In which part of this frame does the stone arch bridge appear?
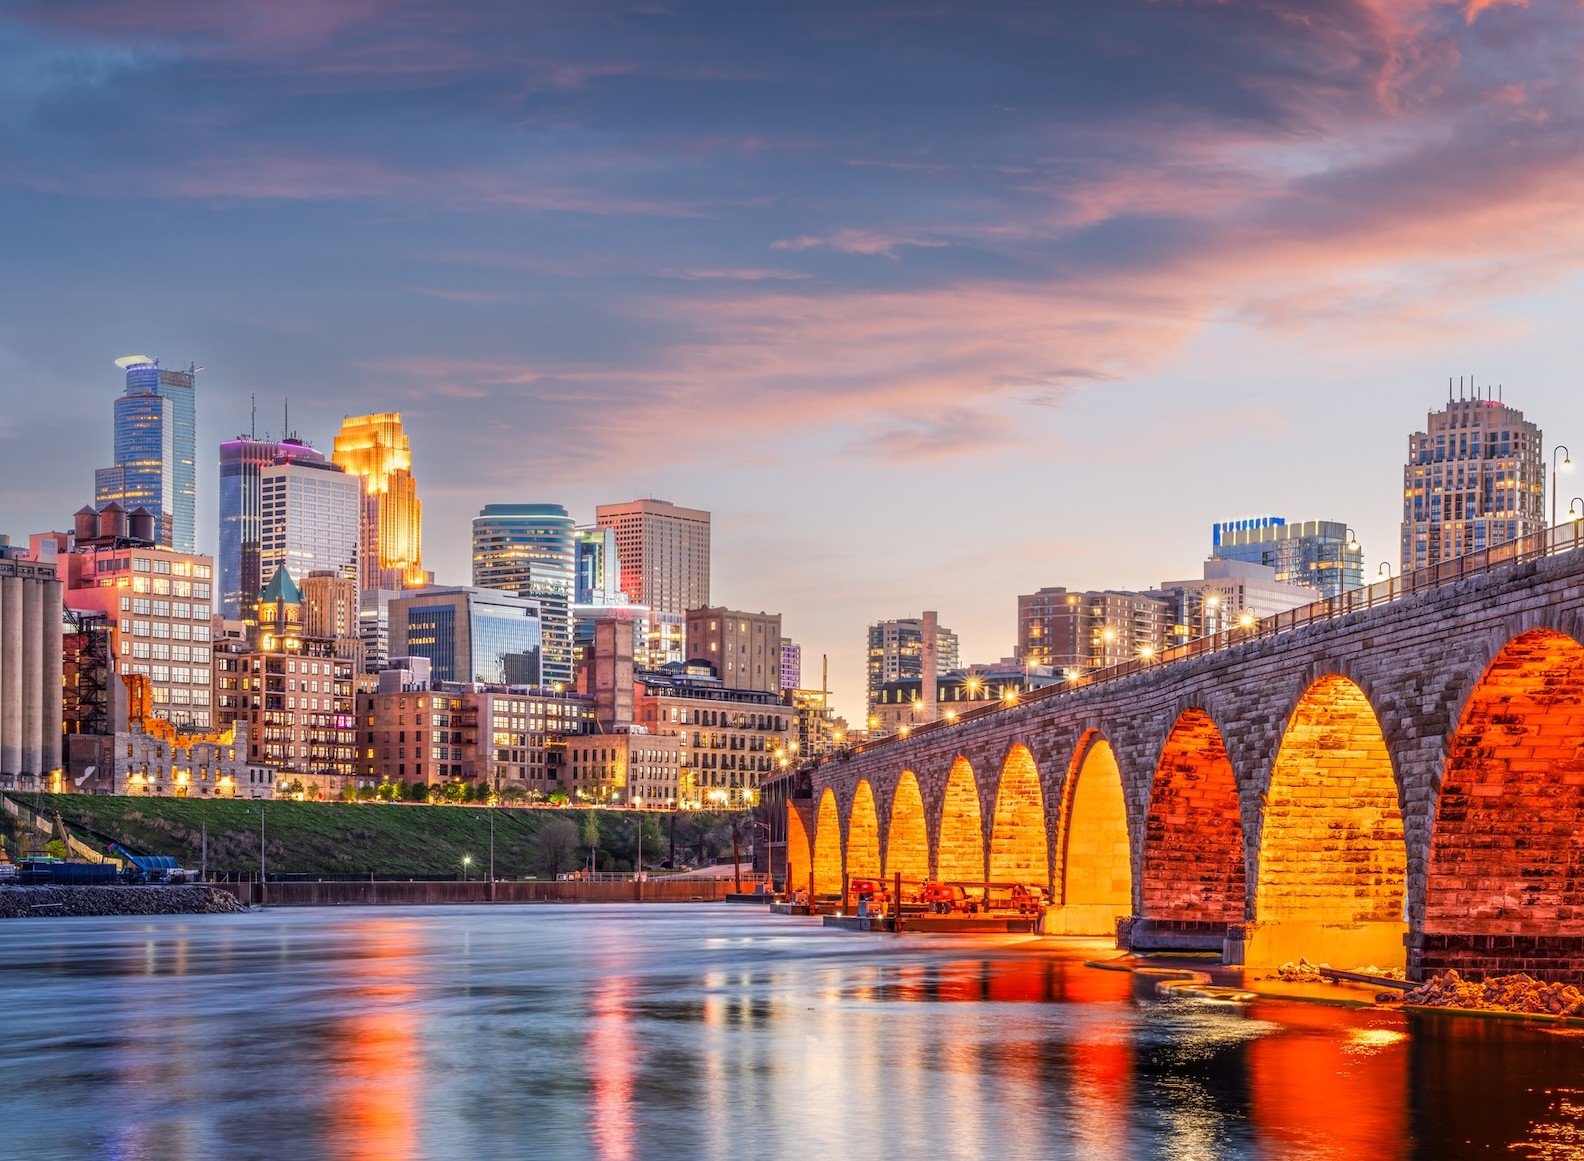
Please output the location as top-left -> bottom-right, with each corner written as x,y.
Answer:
786,537 -> 1584,982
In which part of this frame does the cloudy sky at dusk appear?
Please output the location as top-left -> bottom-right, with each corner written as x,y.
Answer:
3,0 -> 1583,718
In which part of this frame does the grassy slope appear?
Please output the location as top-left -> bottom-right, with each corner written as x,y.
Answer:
9,794 -> 671,879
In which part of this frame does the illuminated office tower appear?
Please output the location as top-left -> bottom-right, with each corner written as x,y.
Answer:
1401,386 -> 1544,573
94,356 -> 198,552
218,435 -> 326,619
472,504 -> 576,687
331,413 -> 430,593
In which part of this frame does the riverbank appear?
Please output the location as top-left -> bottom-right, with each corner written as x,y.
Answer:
0,884 -> 248,918
213,878 -> 751,906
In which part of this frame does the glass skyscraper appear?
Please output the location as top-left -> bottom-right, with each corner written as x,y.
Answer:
218,435 -> 326,620
472,504 -> 576,687
389,588 -> 544,687
95,356 -> 197,552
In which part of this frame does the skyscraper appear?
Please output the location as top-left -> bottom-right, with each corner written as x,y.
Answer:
866,617 -> 959,714
95,356 -> 197,552
594,499 -> 710,616
1211,517 -> 1363,599
218,435 -> 326,620
1401,387 -> 1544,573
331,413 -> 430,593
388,587 -> 545,687
472,504 -> 576,687
574,525 -> 624,606
259,458 -> 359,601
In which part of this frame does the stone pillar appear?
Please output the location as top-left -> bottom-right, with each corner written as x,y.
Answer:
21,576 -> 43,775
1,576 -> 21,773
43,579 -> 64,776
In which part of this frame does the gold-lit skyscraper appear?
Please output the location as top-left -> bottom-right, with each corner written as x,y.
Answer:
332,412 -> 430,592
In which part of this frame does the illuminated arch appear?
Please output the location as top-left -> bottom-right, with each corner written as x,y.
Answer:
1056,733 -> 1132,931
886,771 -> 930,884
1425,629 -> 1584,978
1142,709 -> 1245,924
936,757 -> 986,883
846,781 -> 882,880
785,800 -> 811,895
1253,675 -> 1405,969
989,744 -> 1050,888
811,787 -> 843,895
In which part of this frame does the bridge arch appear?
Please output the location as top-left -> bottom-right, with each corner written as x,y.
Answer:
811,787 -> 843,895
845,780 -> 882,881
786,800 -> 811,896
1052,730 -> 1132,934
1424,627 -> 1584,979
1142,708 -> 1246,927
886,770 -> 931,884
989,743 -> 1051,889
936,756 -> 986,884
1252,674 -> 1406,970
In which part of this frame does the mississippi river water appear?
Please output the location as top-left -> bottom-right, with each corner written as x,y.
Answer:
3,904 -> 1583,1160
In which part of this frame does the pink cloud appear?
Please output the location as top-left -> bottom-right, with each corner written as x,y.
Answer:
771,229 -> 950,258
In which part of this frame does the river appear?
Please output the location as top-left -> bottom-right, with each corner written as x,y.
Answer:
2,904 -> 1581,1159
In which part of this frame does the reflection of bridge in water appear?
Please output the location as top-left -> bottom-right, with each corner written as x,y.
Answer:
782,526 -> 1584,981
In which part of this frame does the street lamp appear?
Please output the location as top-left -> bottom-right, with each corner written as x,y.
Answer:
1570,498 -> 1584,522
1345,527 -> 1361,553
1554,445 -> 1573,528
461,854 -> 473,882
1237,611 -> 1257,631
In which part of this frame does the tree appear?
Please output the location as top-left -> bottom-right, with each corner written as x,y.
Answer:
403,781 -> 427,803
530,818 -> 580,877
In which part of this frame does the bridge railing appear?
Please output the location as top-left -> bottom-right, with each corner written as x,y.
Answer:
835,520 -> 1584,762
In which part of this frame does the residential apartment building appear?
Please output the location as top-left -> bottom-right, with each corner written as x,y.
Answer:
1153,560 -> 1320,643
633,671 -> 793,808
214,570 -> 357,799
1211,517 -> 1363,598
685,606 -> 783,692
1401,388 -> 1544,573
866,616 -> 960,713
359,677 -> 592,794
55,509 -> 216,728
1016,587 -> 1170,675
565,729 -> 682,806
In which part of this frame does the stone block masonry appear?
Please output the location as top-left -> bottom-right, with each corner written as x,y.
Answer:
794,548 -> 1584,982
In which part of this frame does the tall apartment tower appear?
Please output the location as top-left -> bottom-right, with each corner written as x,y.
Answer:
218,435 -> 326,619
1016,587 -> 1171,673
866,617 -> 960,714
332,413 -> 430,593
95,356 -> 198,553
1401,387 -> 1544,574
472,504 -> 577,687
594,499 -> 710,616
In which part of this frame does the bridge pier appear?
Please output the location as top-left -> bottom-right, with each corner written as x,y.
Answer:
1241,920 -> 1408,973
1039,904 -> 1123,937
1412,934 -> 1584,984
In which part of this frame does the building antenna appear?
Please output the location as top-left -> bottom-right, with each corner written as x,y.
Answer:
250,393 -> 257,440
284,398 -> 290,439
1448,376 -> 1454,403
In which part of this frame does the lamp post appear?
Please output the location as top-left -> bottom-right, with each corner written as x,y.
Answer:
461,854 -> 472,882
1379,562 -> 1394,578
1553,446 -> 1573,529
1571,498 -> 1584,522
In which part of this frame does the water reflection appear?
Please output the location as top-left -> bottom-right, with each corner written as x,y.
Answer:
0,908 -> 1582,1160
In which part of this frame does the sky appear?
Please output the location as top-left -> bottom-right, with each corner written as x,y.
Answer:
3,0 -> 1583,722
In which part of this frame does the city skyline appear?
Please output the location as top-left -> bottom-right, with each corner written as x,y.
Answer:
5,2 -> 1584,721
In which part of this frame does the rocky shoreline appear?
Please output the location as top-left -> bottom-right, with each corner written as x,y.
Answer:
0,885 -> 250,918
